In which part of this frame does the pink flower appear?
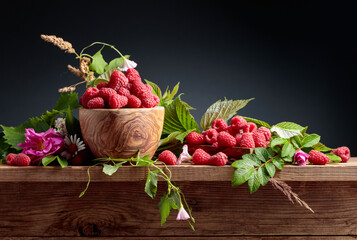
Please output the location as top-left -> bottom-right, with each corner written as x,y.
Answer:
176,206 -> 190,221
118,57 -> 137,72
18,128 -> 65,164
177,145 -> 192,165
294,150 -> 309,166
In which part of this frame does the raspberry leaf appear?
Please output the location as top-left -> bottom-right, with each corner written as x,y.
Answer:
242,116 -> 271,129
231,159 -> 256,169
272,156 -> 284,170
65,107 -> 81,137
265,162 -> 276,178
242,154 -> 261,166
301,134 -> 321,148
89,48 -> 108,75
257,167 -> 270,186
325,153 -> 342,163
158,193 -> 171,226
247,170 -> 260,193
200,98 -> 254,131
41,155 -> 57,166
145,170 -> 158,199
232,168 -> 255,186
145,79 -> 162,99
281,142 -> 295,158
55,92 -> 81,112
312,142 -> 333,152
271,122 -> 305,139
254,147 -> 269,162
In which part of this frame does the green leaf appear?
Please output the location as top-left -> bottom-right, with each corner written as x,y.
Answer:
291,135 -> 302,149
281,142 -> 295,158
102,163 -> 120,176
94,68 -> 117,85
254,147 -> 269,162
65,107 -> 81,137
247,170 -> 260,193
301,134 -> 321,148
232,168 -> 255,186
257,167 -> 270,186
272,156 -> 284,170
270,122 -> 305,139
282,156 -> 293,162
200,98 -> 254,131
168,191 -> 181,210
145,170 -> 158,199
267,148 -> 275,158
57,157 -> 68,168
55,92 -> 81,112
312,142 -> 333,152
231,159 -> 256,169
41,110 -> 60,126
271,137 -> 288,148
242,116 -> 271,129
1,125 -> 26,150
325,153 -> 342,163
241,154 -> 261,166
89,49 -> 108,75
104,55 -> 129,71
158,193 -> 171,226
145,79 -> 162,99
41,155 -> 57,166
265,162 -> 276,178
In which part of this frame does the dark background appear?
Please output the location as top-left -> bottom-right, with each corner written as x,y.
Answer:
1,1 -> 356,153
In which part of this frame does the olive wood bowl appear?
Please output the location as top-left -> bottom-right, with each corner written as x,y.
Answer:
79,107 -> 165,159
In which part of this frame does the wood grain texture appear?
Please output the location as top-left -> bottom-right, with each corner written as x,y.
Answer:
79,107 -> 164,159
0,158 -> 356,182
2,237 -> 357,240
0,181 -> 357,237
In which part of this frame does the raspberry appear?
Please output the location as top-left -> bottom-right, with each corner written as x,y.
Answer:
145,84 -> 153,93
331,146 -> 351,163
87,97 -> 105,109
96,82 -> 108,89
239,133 -> 255,148
211,119 -> 228,132
141,94 -> 159,108
235,133 -> 243,146
6,153 -> 17,165
158,150 -> 177,165
125,68 -> 141,83
253,131 -> 268,147
192,149 -> 211,165
212,142 -> 219,148
258,127 -> 272,142
227,126 -> 236,136
222,148 -> 242,158
153,95 -> 160,106
185,131 -> 205,145
81,87 -> 99,108
72,150 -> 90,166
126,95 -> 142,108
131,81 -> 147,96
231,116 -> 247,131
309,150 -> 329,165
125,82 -> 133,91
118,87 -> 131,97
108,94 -> 128,109
209,152 -> 228,166
99,87 -> 117,103
108,70 -> 129,91
243,122 -> 257,133
13,153 -> 31,166
217,131 -> 236,147
204,129 -> 218,144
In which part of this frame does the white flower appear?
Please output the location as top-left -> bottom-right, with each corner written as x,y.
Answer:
177,145 -> 192,165
64,134 -> 86,156
176,207 -> 190,221
54,118 -> 67,136
118,57 -> 137,72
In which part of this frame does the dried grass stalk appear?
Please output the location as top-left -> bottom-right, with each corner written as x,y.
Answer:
41,34 -> 75,54
58,86 -> 76,93
79,57 -> 91,73
269,178 -> 314,213
67,65 -> 86,80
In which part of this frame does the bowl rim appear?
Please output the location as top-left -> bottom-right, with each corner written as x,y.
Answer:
79,106 -> 164,112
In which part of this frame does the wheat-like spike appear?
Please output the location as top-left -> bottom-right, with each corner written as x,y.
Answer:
41,34 -> 75,54
58,86 -> 76,93
67,65 -> 86,80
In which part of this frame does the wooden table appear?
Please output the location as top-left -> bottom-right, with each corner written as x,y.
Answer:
0,158 -> 356,239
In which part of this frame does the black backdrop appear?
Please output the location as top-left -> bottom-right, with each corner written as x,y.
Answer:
1,1 -> 356,153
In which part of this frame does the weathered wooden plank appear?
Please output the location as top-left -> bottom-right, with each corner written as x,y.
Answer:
0,158 -> 356,182
0,181 -> 356,237
2,237 -> 357,240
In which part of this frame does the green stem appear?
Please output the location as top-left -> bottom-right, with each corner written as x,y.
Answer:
79,42 -> 125,58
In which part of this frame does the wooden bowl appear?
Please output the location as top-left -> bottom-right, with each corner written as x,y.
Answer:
79,107 -> 165,159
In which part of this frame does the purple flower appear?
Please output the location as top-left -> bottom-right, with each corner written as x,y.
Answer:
177,145 -> 192,165
18,128 -> 65,164
176,206 -> 190,221
118,57 -> 137,72
294,150 -> 309,166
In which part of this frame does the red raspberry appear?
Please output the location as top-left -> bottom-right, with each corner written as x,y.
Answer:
153,95 -> 160,106
309,150 -> 329,165
81,87 -> 99,108
125,82 -> 133,91
108,94 -> 128,109
99,87 -> 117,103
204,129 -> 218,144
72,150 -> 90,166
243,122 -> 257,133
222,148 -> 242,158
125,68 -> 141,83
96,82 -> 108,89
118,87 -> 131,97
331,146 -> 351,163
13,153 -> 31,166
186,131 -> 205,145
145,84 -> 153,93
230,116 -> 247,131
131,81 -> 147,96
211,119 -> 228,132
235,133 -> 243,146
108,70 -> 129,91
192,149 -> 211,165
212,142 -> 219,148
126,95 -> 142,108
87,97 -> 105,109
217,131 -> 236,147
239,133 -> 255,148
227,126 -> 236,136
209,152 -> 228,166
253,131 -> 268,147
6,153 -> 17,165
257,126 -> 272,142
141,94 -> 159,108
158,150 -> 177,165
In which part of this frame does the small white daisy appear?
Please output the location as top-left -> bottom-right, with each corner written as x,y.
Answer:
64,134 -> 86,156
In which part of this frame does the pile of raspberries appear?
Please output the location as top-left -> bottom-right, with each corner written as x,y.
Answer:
79,69 -> 160,109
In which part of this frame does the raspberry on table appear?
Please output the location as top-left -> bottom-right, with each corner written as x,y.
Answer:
192,148 -> 211,165
253,131 -> 268,147
158,150 -> 177,165
125,68 -> 141,83
13,153 -> 31,166
308,150 -> 329,165
331,146 -> 351,163
6,153 -> 17,165
217,131 -> 236,148
257,126 -> 272,142
239,133 -> 255,148
186,131 -> 205,145
243,122 -> 257,133
108,70 -> 129,91
87,97 -> 105,109
126,95 -> 142,108
99,87 -> 118,103
108,94 -> 128,109
230,116 -> 247,131
209,152 -> 228,166
204,128 -> 219,144
211,119 -> 228,132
